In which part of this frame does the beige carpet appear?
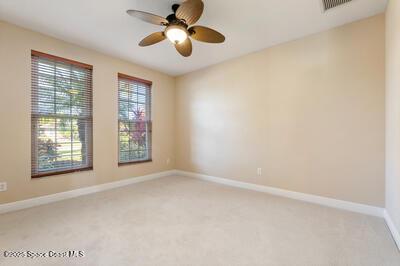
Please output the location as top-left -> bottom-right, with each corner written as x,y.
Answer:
0,176 -> 399,266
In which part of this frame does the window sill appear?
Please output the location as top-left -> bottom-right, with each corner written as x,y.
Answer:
118,159 -> 152,166
31,167 -> 93,179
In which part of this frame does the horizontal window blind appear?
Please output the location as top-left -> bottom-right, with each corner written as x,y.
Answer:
31,51 -> 93,178
118,73 -> 152,164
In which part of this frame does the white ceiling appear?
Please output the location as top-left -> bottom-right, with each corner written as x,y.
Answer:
0,0 -> 387,76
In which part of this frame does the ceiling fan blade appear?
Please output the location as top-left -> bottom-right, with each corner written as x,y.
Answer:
176,0 -> 204,25
189,26 -> 225,43
175,38 -> 193,57
127,10 -> 168,26
139,32 -> 166,47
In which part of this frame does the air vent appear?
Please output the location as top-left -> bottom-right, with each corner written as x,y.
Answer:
322,0 -> 353,11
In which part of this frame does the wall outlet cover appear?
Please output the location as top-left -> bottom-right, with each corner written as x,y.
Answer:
0,182 -> 7,192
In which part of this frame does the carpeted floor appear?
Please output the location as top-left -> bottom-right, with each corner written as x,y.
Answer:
0,176 -> 399,266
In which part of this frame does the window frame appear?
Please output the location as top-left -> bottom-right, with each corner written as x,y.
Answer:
31,50 -> 93,178
117,73 -> 153,166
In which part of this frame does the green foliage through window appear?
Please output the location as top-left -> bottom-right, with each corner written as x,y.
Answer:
31,53 -> 93,176
118,76 -> 152,163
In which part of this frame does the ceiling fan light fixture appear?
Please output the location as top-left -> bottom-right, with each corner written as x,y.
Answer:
127,0 -> 225,57
165,25 -> 188,44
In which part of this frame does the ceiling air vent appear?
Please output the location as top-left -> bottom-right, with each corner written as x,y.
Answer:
322,0 -> 353,11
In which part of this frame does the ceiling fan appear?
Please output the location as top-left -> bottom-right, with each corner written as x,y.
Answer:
126,0 -> 225,57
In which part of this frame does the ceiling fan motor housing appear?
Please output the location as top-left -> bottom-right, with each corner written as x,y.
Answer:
172,4 -> 180,13
167,4 -> 189,28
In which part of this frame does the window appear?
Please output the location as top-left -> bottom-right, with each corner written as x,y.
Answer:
31,50 -> 93,178
118,73 -> 152,165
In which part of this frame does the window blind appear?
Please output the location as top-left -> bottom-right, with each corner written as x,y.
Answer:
31,50 -> 93,178
118,73 -> 152,165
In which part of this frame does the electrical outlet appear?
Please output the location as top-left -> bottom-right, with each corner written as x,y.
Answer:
0,182 -> 7,192
257,168 -> 262,176
166,158 -> 171,165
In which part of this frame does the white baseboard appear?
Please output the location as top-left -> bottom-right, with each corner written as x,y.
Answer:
384,210 -> 400,250
176,170 -> 384,217
0,170 -> 176,214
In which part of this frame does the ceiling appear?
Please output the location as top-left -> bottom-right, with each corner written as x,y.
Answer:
0,0 -> 387,76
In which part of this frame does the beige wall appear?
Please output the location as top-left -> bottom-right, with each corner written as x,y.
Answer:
386,0 -> 400,234
176,15 -> 385,207
0,15 -> 387,207
0,22 -> 175,204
